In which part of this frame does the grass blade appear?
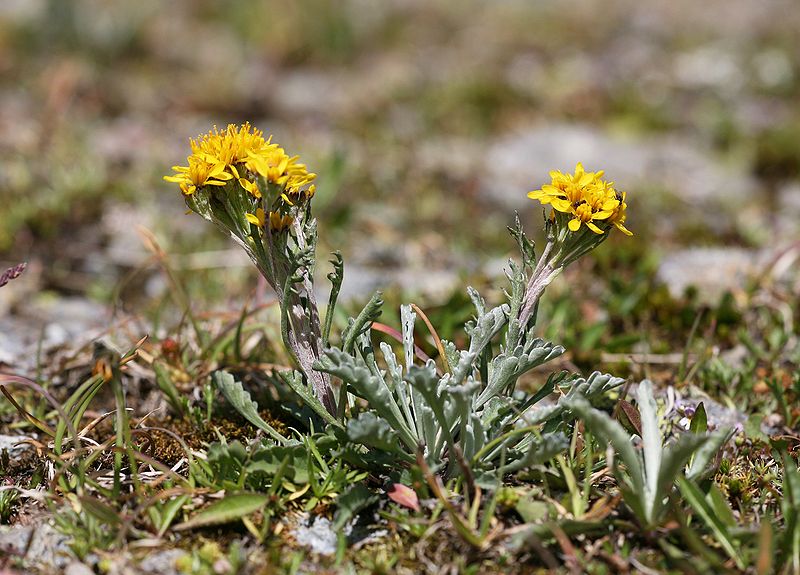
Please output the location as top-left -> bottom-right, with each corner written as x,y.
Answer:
676,477 -> 744,570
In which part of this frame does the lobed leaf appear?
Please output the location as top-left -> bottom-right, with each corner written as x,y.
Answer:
213,371 -> 290,444
317,348 -> 417,449
342,291 -> 383,354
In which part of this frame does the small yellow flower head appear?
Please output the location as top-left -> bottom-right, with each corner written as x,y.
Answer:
164,123 -> 316,206
528,163 -> 632,236
163,156 -> 232,195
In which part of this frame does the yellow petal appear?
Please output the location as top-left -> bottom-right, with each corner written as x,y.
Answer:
541,184 -> 564,195
601,198 -> 619,211
568,218 -> 581,232
550,198 -> 572,212
615,222 -> 634,236
586,221 -> 604,234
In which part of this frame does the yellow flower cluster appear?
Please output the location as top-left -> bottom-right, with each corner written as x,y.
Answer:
528,163 -> 632,236
164,123 -> 316,230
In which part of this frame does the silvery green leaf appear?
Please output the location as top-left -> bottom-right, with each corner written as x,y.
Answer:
500,431 -> 569,473
451,304 -> 509,386
637,380 -> 661,517
479,397 -> 511,429
380,342 -> 403,390
448,379 -> 481,459
379,341 -> 417,435
400,304 -> 416,370
347,412 -> 406,455
478,339 -> 564,407
405,362 -> 454,462
342,291 -> 383,353
585,371 -> 626,396
355,332 -> 382,379
653,432 -> 710,521
469,412 -> 486,458
279,370 -> 341,429
520,402 -> 563,426
404,363 -> 441,401
566,397 -> 645,500
441,339 -> 461,374
213,371 -> 290,444
687,428 -> 731,481
316,348 -> 417,449
467,286 -> 486,317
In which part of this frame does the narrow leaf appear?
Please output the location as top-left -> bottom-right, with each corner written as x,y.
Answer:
174,493 -> 269,531
677,477 -> 744,569
79,496 -> 122,526
637,380 -> 661,515
689,402 -> 708,434
567,398 -> 645,500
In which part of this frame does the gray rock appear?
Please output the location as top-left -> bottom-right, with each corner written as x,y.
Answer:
0,522 -> 72,570
64,562 -> 94,575
0,435 -> 33,458
656,247 -> 768,302
138,548 -> 187,575
0,295 -> 110,372
291,515 -> 350,556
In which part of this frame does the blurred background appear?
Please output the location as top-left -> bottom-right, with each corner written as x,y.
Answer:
1,0 -> 799,375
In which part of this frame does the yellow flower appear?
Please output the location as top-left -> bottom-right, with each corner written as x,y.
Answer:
166,123 -> 317,209
238,177 -> 261,198
528,163 -> 631,235
269,211 -> 294,231
245,207 -> 294,232
191,122 -> 272,167
245,208 -> 267,227
163,156 -> 232,195
528,162 -> 604,206
608,190 -> 633,236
